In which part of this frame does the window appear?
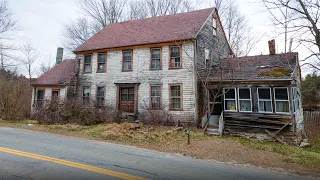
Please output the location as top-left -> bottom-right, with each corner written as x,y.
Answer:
83,86 -> 90,105
205,48 -> 210,68
169,46 -> 181,69
96,86 -> 105,106
212,17 -> 217,36
150,85 -> 161,109
51,89 -> 59,102
121,87 -> 134,101
292,87 -> 300,113
238,88 -> 252,112
123,50 -> 132,71
97,53 -> 106,72
170,85 -> 182,110
84,54 -> 92,73
274,87 -> 290,113
224,88 -> 236,111
150,48 -> 161,70
257,87 -> 272,113
36,89 -> 44,108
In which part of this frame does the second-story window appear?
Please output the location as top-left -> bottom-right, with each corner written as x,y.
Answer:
169,46 -> 181,69
84,54 -> 92,73
97,53 -> 106,72
123,50 -> 132,71
151,48 -> 161,70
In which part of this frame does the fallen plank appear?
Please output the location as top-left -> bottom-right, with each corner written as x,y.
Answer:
265,129 -> 288,145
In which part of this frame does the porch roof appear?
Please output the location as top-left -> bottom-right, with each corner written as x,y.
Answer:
208,52 -> 298,81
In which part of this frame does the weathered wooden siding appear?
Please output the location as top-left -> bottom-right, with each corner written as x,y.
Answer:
78,43 -> 196,123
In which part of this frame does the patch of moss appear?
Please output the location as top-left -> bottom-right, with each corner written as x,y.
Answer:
260,67 -> 292,77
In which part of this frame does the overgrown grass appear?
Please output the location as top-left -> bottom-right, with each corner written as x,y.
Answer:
224,136 -> 320,168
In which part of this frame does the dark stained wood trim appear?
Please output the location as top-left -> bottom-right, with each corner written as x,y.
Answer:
122,50 -> 133,72
168,45 -> 183,70
74,40 -> 194,55
149,84 -> 163,109
96,52 -> 107,73
83,54 -> 93,73
168,83 -> 183,111
149,47 -> 162,70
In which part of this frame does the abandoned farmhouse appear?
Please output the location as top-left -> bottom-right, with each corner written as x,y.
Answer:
31,8 -> 304,135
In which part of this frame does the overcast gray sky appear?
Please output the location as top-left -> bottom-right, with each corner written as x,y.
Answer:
8,0 -> 313,77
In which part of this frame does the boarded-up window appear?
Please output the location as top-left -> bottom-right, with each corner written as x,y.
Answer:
97,53 -> 106,72
151,85 -> 161,109
151,48 -> 161,70
84,55 -> 92,73
96,86 -> 105,106
170,85 -> 182,110
169,46 -> 181,69
123,50 -> 132,71
258,87 -> 272,113
274,87 -> 290,113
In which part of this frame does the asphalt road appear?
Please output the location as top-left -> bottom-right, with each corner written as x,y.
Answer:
0,127 -> 315,180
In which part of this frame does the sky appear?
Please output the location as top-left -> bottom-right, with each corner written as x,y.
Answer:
8,0 -> 314,77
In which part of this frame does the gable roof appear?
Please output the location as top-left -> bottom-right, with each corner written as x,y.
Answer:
74,8 -> 215,53
209,52 -> 298,81
32,59 -> 77,86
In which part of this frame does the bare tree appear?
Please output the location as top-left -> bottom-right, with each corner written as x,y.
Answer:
18,41 -> 39,83
62,18 -> 95,52
262,0 -> 320,71
0,0 -> 17,70
128,0 -> 149,20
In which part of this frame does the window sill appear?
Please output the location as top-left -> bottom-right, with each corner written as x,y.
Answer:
83,72 -> 92,74
169,109 -> 183,111
122,70 -> 133,72
168,67 -> 182,70
96,71 -> 106,73
150,68 -> 162,71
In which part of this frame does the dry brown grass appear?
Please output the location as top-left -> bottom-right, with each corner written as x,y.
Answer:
0,120 -> 320,177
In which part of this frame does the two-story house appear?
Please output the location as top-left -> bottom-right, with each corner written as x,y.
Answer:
72,8 -> 231,124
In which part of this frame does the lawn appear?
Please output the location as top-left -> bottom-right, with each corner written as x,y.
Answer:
0,120 -> 319,177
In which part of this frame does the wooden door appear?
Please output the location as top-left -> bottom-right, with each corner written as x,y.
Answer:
119,87 -> 135,113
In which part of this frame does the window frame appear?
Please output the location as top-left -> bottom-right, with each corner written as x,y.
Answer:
97,53 -> 107,73
257,87 -> 273,113
150,47 -> 162,70
51,89 -> 60,102
169,45 -> 182,69
150,85 -> 162,109
83,54 -> 92,73
120,87 -> 135,101
122,50 -> 133,72
205,48 -> 210,68
212,17 -> 217,35
274,87 -> 290,114
82,86 -> 90,105
292,87 -> 300,113
36,88 -> 45,108
96,86 -> 105,106
224,88 -> 237,112
169,84 -> 183,110
237,87 -> 252,112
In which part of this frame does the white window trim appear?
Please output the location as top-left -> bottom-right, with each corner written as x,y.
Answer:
238,87 -> 252,112
224,88 -> 237,112
257,87 -> 273,113
274,87 -> 291,114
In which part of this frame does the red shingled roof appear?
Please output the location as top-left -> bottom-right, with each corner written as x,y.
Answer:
74,8 -> 215,52
209,52 -> 298,81
32,59 -> 77,86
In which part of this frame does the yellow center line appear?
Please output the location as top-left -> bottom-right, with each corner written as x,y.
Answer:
0,146 -> 148,180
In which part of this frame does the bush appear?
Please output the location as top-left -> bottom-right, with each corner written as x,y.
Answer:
139,108 -> 175,126
32,100 -> 119,125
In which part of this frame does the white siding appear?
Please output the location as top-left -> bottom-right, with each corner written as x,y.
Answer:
78,43 -> 196,122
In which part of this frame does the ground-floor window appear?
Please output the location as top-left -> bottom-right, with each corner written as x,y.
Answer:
36,89 -> 45,108
169,85 -> 182,110
238,88 -> 252,112
51,89 -> 60,102
96,86 -> 105,106
150,85 -> 161,109
257,87 -> 272,113
274,87 -> 290,113
83,86 -> 90,105
224,88 -> 236,111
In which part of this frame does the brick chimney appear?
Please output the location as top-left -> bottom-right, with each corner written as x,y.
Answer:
56,47 -> 63,65
268,39 -> 276,55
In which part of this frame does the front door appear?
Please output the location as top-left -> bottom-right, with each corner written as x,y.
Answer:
119,87 -> 135,113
